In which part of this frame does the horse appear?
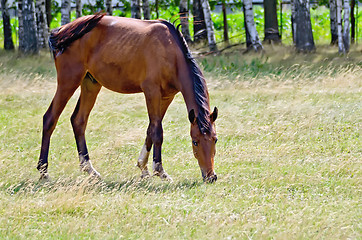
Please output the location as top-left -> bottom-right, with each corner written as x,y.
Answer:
38,13 -> 218,183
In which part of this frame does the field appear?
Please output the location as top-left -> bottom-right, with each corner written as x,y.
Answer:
0,45 -> 361,239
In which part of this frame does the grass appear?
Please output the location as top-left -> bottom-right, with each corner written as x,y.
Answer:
0,45 -> 361,239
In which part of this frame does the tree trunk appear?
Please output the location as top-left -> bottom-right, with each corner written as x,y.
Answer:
45,0 -> 51,27
61,0 -> 71,25
155,0 -> 159,19
264,0 -> 280,43
294,0 -> 315,52
193,0 -> 207,42
19,0 -> 39,54
222,0 -> 229,45
106,0 -> 112,15
330,0 -> 338,44
342,0 -> 350,52
131,0 -> 141,19
76,0 -> 82,18
35,0 -> 49,49
201,0 -> 217,51
291,0 -> 296,44
1,0 -> 15,50
179,0 -> 192,43
243,0 -> 263,52
143,0 -> 150,20
336,0 -> 344,52
350,0 -> 355,44
243,3 -> 252,48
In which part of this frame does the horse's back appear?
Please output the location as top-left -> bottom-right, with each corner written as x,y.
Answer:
70,16 -> 182,94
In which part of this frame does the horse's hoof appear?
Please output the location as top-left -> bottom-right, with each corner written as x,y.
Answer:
154,171 -> 173,182
140,170 -> 150,179
39,173 -> 50,181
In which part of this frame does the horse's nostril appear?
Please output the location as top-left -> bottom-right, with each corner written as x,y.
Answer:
203,174 -> 217,183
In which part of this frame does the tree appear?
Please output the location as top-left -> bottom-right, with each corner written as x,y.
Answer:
330,0 -> 338,44
1,0 -> 15,50
342,0 -> 350,51
263,0 -> 280,43
61,0 -> 71,25
35,0 -> 49,48
243,0 -> 263,52
193,0 -> 207,42
293,0 -> 315,52
350,0 -> 355,43
76,0 -> 82,18
179,0 -> 192,43
221,0 -> 229,45
131,0 -> 141,19
143,0 -> 150,20
106,0 -> 112,15
18,0 -> 39,54
201,0 -> 217,51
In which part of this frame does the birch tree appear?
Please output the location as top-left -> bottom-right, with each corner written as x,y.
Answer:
143,0 -> 150,20
1,0 -> 15,50
342,0 -> 350,52
243,0 -> 263,52
18,0 -> 39,54
221,0 -> 229,44
61,0 -> 71,25
35,0 -> 49,48
337,0 -> 344,51
293,0 -> 315,52
131,0 -> 141,19
179,0 -> 191,43
76,0 -> 82,18
201,0 -> 217,52
330,0 -> 338,44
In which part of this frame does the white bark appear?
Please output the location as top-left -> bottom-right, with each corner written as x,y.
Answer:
342,0 -> 350,52
35,0 -> 49,48
61,0 -> 71,25
75,0 -> 82,18
179,0 -> 191,42
336,0 -> 344,52
244,0 -> 263,51
201,0 -> 217,51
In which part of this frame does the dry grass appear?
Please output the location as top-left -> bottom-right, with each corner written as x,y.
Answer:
0,46 -> 361,239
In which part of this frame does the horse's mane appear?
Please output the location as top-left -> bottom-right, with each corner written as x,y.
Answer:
48,13 -> 106,58
160,21 -> 212,135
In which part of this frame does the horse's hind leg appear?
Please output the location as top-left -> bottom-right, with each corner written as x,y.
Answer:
38,72 -> 83,179
71,75 -> 101,178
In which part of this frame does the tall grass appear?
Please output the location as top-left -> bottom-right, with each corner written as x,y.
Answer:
0,46 -> 361,239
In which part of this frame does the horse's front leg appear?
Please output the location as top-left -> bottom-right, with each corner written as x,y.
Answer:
141,89 -> 174,181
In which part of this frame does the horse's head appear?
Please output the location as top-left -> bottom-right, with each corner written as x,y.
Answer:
188,107 -> 218,183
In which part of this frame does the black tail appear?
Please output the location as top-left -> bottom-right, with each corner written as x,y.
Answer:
48,13 -> 105,58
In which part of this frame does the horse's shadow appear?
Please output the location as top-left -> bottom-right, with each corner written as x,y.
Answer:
4,176 -> 204,196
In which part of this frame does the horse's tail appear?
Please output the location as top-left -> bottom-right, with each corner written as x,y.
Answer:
160,21 -> 212,134
48,13 -> 106,58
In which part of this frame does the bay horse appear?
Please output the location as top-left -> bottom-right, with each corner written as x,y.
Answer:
38,13 -> 218,183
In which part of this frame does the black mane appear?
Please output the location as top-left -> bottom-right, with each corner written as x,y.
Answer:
161,21 -> 212,134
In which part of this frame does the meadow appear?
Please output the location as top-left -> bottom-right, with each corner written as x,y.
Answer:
0,45 -> 361,239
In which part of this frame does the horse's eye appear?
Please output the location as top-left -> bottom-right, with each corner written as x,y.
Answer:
192,140 -> 198,146
215,138 -> 218,144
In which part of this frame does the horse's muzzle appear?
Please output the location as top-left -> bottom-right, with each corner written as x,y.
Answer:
203,174 -> 218,183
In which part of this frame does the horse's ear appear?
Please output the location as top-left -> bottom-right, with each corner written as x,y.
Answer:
188,109 -> 197,124
210,107 -> 218,122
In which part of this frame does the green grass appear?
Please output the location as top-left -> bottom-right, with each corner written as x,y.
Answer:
0,46 -> 361,239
